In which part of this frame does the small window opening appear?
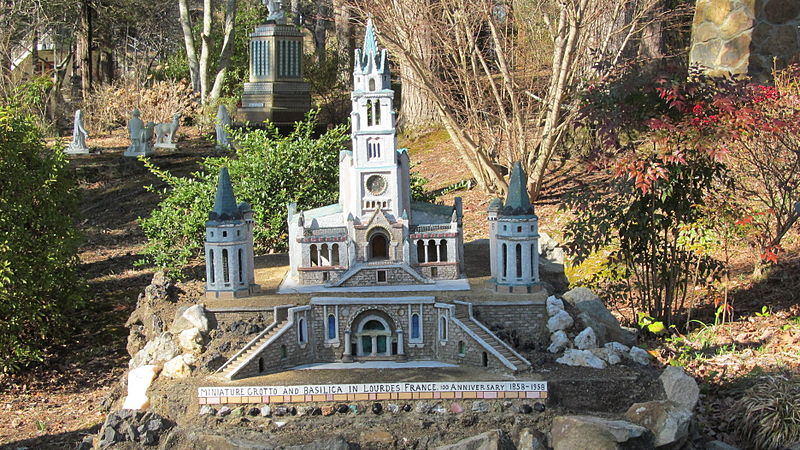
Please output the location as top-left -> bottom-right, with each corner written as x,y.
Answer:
222,249 -> 230,283
223,231 -> 227,237
323,271 -> 329,281
327,314 -> 336,340
482,351 -> 488,367
281,345 -> 287,359
411,314 -> 420,339
458,341 -> 466,356
258,357 -> 265,373
377,270 -> 387,283
430,267 -> 438,278
209,249 -> 215,283
439,316 -> 447,340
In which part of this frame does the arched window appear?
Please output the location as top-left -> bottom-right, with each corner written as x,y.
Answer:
321,243 -> 329,266
238,248 -> 244,283
501,243 -> 508,278
482,351 -> 488,367
310,244 -> 318,266
369,232 -> 389,260
222,249 -> 230,283
417,240 -> 425,263
331,244 -> 340,266
411,314 -> 420,339
327,314 -> 336,340
369,78 -> 376,91
298,318 -> 306,343
427,239 -> 437,262
375,100 -> 381,125
439,316 -> 447,340
439,239 -> 448,262
258,357 -> 264,373
531,243 -> 536,278
366,100 -> 373,126
516,243 -> 522,278
209,249 -> 215,283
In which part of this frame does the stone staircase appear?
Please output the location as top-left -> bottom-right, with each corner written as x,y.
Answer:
454,303 -> 531,372
218,319 -> 289,379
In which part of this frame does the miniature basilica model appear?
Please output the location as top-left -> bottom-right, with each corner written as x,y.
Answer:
286,20 -> 465,288
204,21 -> 545,381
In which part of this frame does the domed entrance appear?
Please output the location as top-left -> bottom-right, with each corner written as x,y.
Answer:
351,312 -> 396,358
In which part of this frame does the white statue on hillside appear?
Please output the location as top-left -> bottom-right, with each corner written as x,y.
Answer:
66,109 -> 90,154
265,0 -> 286,24
154,114 -> 181,149
216,105 -> 232,151
124,109 -> 154,157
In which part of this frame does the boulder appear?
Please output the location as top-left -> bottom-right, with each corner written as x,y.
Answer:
435,429 -> 515,450
628,346 -> 653,366
556,349 -> 607,369
625,400 -> 693,448
97,410 -> 173,449
122,365 -> 160,410
514,428 -> 547,450
178,327 -> 204,353
144,272 -> 171,303
562,287 -> 636,346
590,348 -> 622,365
547,310 -> 574,333
548,330 -> 570,353
538,231 -> 559,255
574,327 -> 599,350
705,441 -> 740,450
162,355 -> 191,378
659,366 -> 699,410
546,296 -> 565,316
172,304 -> 210,334
129,332 -> 180,369
551,415 -> 653,450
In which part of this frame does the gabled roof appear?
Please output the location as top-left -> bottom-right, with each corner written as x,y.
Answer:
499,162 -> 535,217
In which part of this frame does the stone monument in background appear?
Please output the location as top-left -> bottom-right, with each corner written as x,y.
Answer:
236,0 -> 311,125
690,0 -> 800,81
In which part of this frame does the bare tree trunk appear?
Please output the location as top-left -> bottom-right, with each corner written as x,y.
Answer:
333,0 -> 354,84
398,59 -> 437,129
178,0 -> 200,93
199,0 -> 212,103
208,0 -> 238,103
314,0 -> 329,63
79,0 -> 93,100
31,30 -> 39,76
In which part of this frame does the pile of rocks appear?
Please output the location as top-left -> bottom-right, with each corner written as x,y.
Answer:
545,287 -> 652,369
95,409 -> 173,448
550,366 -> 700,449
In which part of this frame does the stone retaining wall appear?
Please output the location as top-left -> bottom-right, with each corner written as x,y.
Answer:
473,303 -> 548,350
690,0 -> 800,81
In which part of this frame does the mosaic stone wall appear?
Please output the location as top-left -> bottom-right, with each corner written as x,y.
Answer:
690,0 -> 800,80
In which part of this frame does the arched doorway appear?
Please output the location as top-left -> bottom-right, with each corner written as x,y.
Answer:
354,314 -> 393,357
368,229 -> 389,260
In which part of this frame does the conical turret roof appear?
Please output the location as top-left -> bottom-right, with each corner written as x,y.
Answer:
208,167 -> 243,222
499,162 -> 535,216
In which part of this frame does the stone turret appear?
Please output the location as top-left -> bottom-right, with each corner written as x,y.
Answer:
488,162 -> 540,293
205,168 -> 260,299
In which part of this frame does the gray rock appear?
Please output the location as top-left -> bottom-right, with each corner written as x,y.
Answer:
515,428 -> 547,450
575,327 -> 599,350
100,426 -> 119,448
548,330 -> 570,353
551,415 -> 653,450
628,346 -> 652,365
546,296 -> 565,316
705,440 -> 740,450
659,366 -> 699,410
415,402 -> 433,414
590,348 -> 622,365
549,247 -> 567,265
547,310 -> 574,333
471,400 -> 490,413
562,287 -> 636,346
172,304 -> 210,334
283,436 -> 353,450
556,349 -> 607,369
435,429 -> 514,450
625,400 -> 692,448
388,403 -> 400,413
128,332 -> 180,369
538,232 -> 559,255
199,405 -> 215,416
260,405 -> 272,417
77,435 -> 94,450
217,406 -> 232,417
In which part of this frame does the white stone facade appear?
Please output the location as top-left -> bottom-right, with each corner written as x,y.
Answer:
286,20 -> 464,287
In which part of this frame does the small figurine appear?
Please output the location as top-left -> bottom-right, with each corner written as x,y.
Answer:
124,109 -> 154,157
154,113 -> 181,149
265,0 -> 286,24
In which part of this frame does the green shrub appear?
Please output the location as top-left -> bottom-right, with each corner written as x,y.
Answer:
138,111 -> 349,276
0,106 -> 84,373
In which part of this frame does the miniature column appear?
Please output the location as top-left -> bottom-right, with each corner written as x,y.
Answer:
506,243 -> 515,281
343,331 -> 352,362
371,336 -> 378,356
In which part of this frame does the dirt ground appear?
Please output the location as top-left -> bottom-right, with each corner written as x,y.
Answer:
0,127 -> 798,449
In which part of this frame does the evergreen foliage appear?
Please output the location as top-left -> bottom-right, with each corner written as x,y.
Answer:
138,111 -> 349,275
0,106 -> 84,373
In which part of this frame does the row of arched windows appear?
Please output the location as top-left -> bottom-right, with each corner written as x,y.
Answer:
309,243 -> 340,267
367,139 -> 382,159
208,248 -> 245,285
500,243 -> 536,279
416,239 -> 448,263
